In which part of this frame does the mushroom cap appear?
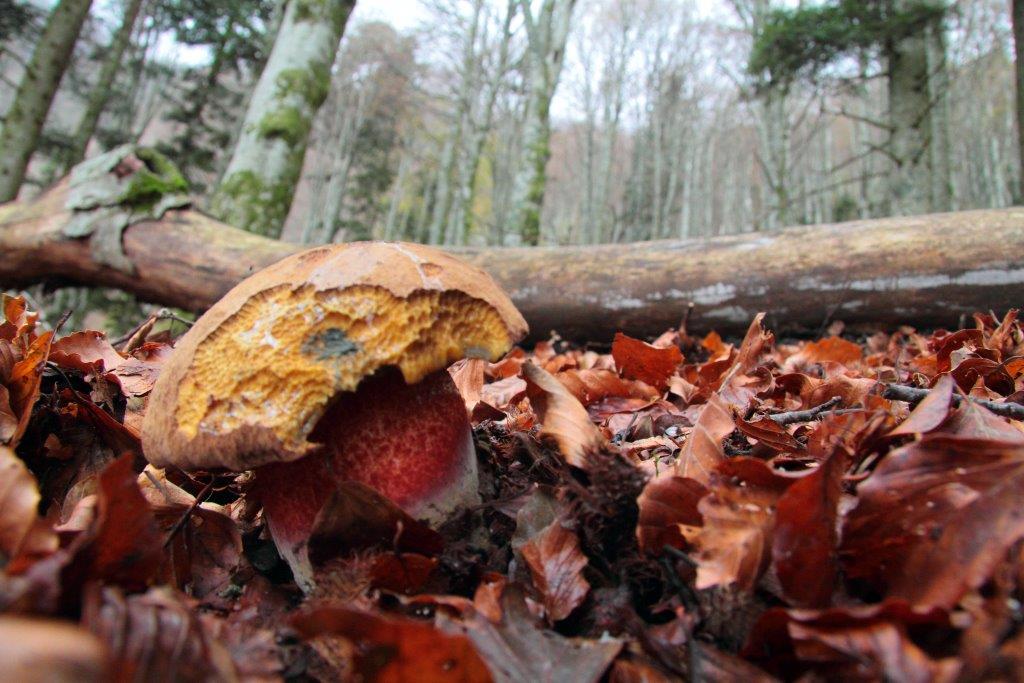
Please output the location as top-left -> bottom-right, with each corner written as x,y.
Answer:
142,242 -> 527,471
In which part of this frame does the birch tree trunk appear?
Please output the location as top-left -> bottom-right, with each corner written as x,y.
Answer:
63,0 -> 145,173
0,0 -> 94,202
512,0 -> 577,245
210,0 -> 355,237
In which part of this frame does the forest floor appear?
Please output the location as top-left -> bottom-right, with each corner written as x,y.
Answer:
2,297 -> 1024,681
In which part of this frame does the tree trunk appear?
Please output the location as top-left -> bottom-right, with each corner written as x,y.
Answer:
1013,0 -> 1024,201
63,0 -> 145,173
512,0 -> 576,246
887,0 -> 936,215
210,0 -> 356,237
0,0 -> 94,202
5,153 -> 1024,342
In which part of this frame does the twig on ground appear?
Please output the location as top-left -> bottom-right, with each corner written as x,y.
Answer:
768,396 -> 843,425
882,382 -> 1024,420
163,477 -> 215,548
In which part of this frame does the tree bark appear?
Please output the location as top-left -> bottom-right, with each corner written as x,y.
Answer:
5,165 -> 1024,343
210,0 -> 356,237
63,0 -> 146,173
1013,0 -> 1024,202
0,0 -> 94,202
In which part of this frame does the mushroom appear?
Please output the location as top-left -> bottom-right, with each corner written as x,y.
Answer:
141,242 -> 526,586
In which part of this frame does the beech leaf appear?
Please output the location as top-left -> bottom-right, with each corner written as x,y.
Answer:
523,362 -> 606,467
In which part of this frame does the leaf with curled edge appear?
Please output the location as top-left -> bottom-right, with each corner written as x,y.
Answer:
785,336 -> 863,369
743,602 -> 959,681
675,393 -> 734,487
520,519 -> 590,622
888,374 -> 955,437
843,435 -> 1024,609
684,458 -> 796,591
293,605 -> 492,683
0,447 -> 40,563
771,451 -> 846,607
83,585 -> 240,682
612,332 -> 683,390
438,584 -> 622,683
4,330 -> 53,447
49,331 -> 125,375
636,474 -> 706,555
523,362 -> 606,467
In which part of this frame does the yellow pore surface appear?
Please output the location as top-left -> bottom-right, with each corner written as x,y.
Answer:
174,284 -> 511,450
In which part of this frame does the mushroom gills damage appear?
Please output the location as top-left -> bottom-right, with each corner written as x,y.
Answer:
175,284 -> 511,455
254,367 -> 478,581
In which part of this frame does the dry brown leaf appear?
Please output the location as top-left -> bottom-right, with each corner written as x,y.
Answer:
523,362 -> 606,467
0,447 -> 44,568
612,332 -> 683,390
636,474 -> 706,555
675,393 -> 734,486
520,519 -> 590,622
293,606 -> 492,682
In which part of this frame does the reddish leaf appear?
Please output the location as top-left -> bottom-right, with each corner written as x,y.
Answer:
736,416 -> 803,452
440,585 -> 622,683
612,333 -> 682,390
888,374 -> 955,436
65,454 -> 163,590
293,606 -> 492,682
0,447 -> 40,562
942,399 -> 1024,442
370,553 -> 438,594
4,330 -> 53,447
556,368 -> 659,406
107,342 -> 172,397
744,603 -> 958,682
520,519 -> 591,622
49,331 -> 125,375
788,337 -> 863,367
843,435 -> 1024,608
636,474 -> 706,555
524,362 -> 606,467
771,451 -> 846,607
675,393 -> 734,486
83,585 -> 238,681
307,481 -> 444,566
684,458 -> 795,591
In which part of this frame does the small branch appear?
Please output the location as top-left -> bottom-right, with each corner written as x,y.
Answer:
882,383 -> 1024,421
768,396 -> 843,425
163,477 -> 215,548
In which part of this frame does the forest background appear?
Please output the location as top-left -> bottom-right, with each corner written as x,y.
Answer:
0,0 -> 1020,332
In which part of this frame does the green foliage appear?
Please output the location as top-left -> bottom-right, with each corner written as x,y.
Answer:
154,0 -> 275,191
214,168 -> 300,237
749,0 -> 947,88
832,193 -> 860,223
275,65 -> 332,109
257,106 -> 311,146
0,0 -> 41,42
122,148 -> 189,208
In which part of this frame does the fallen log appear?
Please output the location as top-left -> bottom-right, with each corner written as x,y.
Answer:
2,147 -> 1023,341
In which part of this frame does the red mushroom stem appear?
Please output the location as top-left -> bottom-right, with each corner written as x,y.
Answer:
253,368 -> 477,584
